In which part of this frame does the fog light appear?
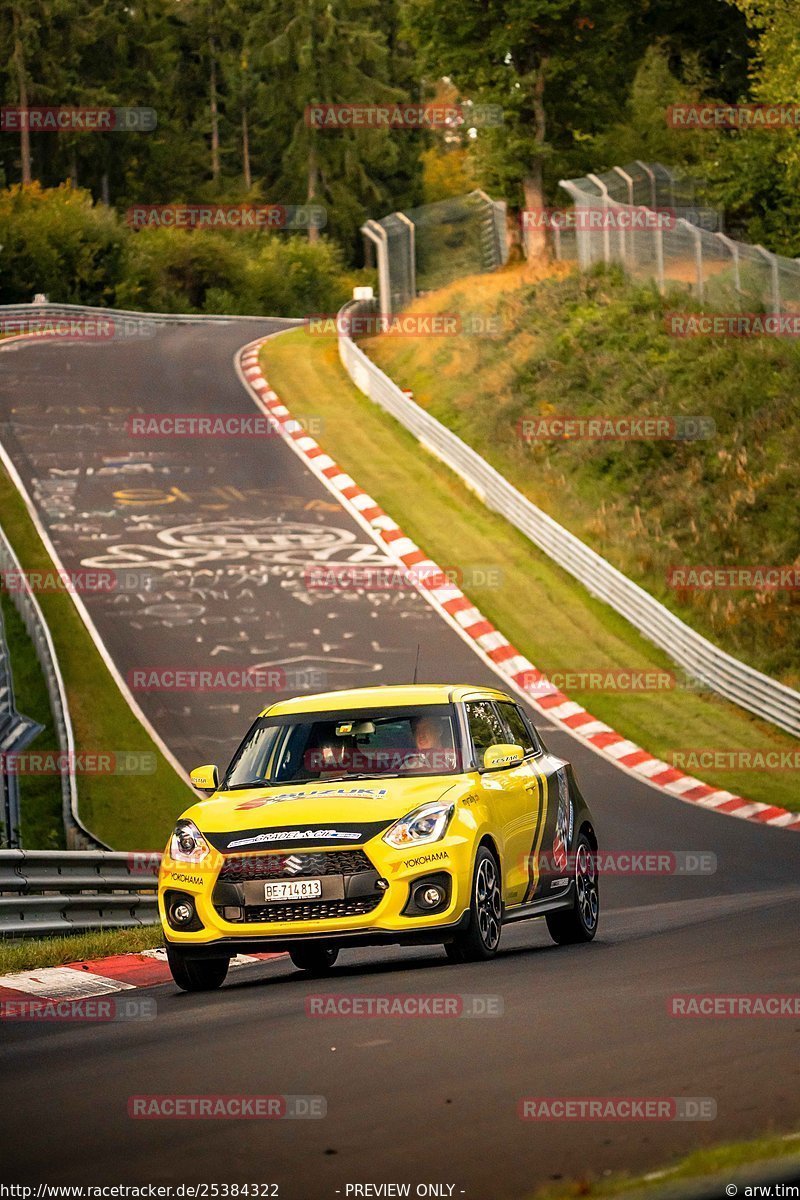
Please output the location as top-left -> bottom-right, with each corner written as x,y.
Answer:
417,885 -> 445,909
171,901 -> 194,926
402,872 -> 451,918
375,878 -> 389,892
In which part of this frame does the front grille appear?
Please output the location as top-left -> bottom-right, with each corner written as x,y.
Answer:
218,849 -> 373,882
234,895 -> 383,924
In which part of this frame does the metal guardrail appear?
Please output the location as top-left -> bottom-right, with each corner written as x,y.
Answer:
337,299 -> 800,738
0,595 -> 43,848
0,600 -> 22,849
0,524 -> 107,849
0,850 -> 159,936
0,301 -> 300,327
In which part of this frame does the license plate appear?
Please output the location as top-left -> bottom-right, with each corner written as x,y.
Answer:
264,879 -> 323,902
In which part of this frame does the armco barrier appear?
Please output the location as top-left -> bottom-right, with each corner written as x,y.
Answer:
0,595 -> 43,848
0,850 -> 160,936
0,524 -> 106,849
0,301 -> 299,328
337,300 -> 800,738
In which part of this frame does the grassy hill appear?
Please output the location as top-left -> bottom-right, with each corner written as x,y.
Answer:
262,324 -> 799,812
363,264 -> 799,689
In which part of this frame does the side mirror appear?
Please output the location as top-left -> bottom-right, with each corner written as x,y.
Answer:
483,743 -> 525,771
190,764 -> 219,793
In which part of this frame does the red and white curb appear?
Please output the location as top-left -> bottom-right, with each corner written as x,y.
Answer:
0,948 -> 283,1004
237,339 -> 800,835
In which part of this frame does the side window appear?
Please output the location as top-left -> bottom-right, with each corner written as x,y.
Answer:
496,701 -> 535,755
465,701 -> 508,759
518,706 -> 547,756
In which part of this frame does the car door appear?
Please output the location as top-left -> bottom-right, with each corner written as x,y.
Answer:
499,701 -> 575,902
464,698 -> 538,906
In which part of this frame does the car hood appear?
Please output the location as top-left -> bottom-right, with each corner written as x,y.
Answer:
184,776 -> 463,852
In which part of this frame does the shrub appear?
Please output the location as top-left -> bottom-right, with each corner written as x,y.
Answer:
0,183 -> 125,305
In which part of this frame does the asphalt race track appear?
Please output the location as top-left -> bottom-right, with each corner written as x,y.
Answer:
0,320 -> 798,1196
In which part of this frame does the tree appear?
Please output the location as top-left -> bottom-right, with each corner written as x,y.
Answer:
703,0 -> 800,254
11,5 -> 32,183
1,0 -> 75,186
588,42 -> 712,174
405,0 -> 642,257
247,0 -> 410,248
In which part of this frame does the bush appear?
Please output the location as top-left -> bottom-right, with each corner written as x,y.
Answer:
0,184 -> 365,317
245,236 -> 354,317
116,226 -> 253,312
0,183 -> 125,305
117,227 -> 356,316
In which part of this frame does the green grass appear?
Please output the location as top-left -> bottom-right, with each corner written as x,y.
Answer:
0,925 -> 163,974
532,1131 -> 800,1199
0,463 -> 193,849
363,265 -> 800,689
0,590 -> 64,847
260,328 -> 800,811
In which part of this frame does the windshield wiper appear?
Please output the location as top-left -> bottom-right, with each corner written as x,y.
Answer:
223,779 -> 278,790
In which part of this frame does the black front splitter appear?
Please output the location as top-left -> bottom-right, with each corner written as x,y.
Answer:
165,911 -> 472,958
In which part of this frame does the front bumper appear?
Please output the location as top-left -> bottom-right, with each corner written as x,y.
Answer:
159,833 -> 473,949
158,913 -> 473,959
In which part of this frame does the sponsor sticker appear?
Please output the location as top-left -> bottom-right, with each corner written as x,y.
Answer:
235,786 -> 389,811
227,829 -> 362,849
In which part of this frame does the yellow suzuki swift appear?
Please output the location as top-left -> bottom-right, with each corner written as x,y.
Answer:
159,684 -> 599,990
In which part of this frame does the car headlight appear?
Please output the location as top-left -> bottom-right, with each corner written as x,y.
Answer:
383,802 -> 454,849
169,818 -> 211,863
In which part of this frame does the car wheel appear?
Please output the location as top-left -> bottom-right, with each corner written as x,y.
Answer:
444,846 -> 503,963
165,941 -> 230,992
546,834 -> 599,945
288,944 -> 340,975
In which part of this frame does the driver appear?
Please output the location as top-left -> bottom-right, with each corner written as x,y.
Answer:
412,716 -> 444,750
409,716 -> 453,771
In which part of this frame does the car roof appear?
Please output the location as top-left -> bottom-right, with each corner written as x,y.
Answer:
258,683 -> 511,717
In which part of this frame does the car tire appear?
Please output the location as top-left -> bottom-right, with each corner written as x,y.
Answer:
288,944 -> 339,975
165,941 -> 230,992
444,846 -> 503,963
546,833 -> 599,945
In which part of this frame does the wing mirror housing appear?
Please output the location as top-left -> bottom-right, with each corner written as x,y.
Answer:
190,764 -> 219,793
482,743 -> 525,771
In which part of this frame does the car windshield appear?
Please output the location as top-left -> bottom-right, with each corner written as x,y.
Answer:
222,705 -> 461,789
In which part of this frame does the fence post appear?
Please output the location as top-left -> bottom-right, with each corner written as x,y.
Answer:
587,174 -> 611,265
613,165 -> 635,207
654,223 -> 665,294
635,160 -> 657,210
361,220 -> 391,316
559,180 -> 593,270
715,233 -> 741,302
754,245 -> 781,314
395,211 -> 416,302
470,189 -> 506,269
686,223 -> 704,303
612,166 -> 636,268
